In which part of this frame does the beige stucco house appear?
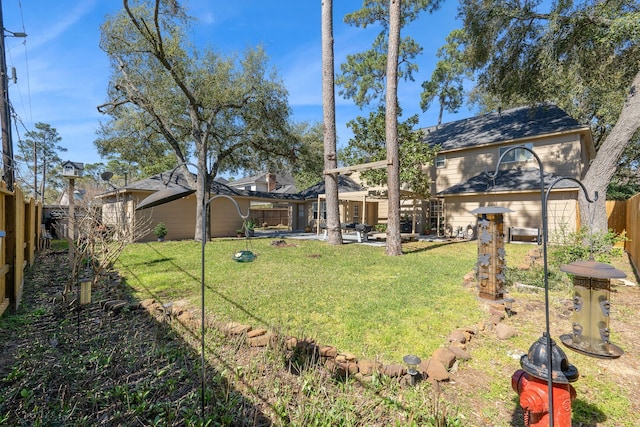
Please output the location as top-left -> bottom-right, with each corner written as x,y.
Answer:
422,104 -> 595,238
98,104 -> 594,242
97,170 -> 307,242
307,104 -> 595,239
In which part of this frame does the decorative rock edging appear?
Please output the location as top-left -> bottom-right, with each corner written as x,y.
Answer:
133,271 -> 519,385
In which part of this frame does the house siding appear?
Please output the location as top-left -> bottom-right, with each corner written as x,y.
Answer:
123,193 -> 251,242
442,190 -> 579,239
432,132 -> 584,196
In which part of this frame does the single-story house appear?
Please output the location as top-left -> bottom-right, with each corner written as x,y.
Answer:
97,169 -> 313,242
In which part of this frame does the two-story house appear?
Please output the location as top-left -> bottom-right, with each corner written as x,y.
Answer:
97,104 -> 595,242
423,104 -> 595,239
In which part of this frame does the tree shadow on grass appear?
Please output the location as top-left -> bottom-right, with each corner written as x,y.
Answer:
119,243 -> 273,328
402,239 -> 467,255
0,250 -> 275,426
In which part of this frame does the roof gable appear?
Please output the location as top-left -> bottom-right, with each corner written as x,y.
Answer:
421,104 -> 586,151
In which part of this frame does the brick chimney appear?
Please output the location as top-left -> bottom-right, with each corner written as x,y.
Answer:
267,173 -> 276,192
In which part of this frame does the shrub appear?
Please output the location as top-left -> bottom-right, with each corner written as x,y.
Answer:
550,226 -> 626,266
506,227 -> 627,291
153,222 -> 168,238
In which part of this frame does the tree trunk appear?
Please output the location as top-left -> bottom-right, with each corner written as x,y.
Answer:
580,70 -> 640,232
385,0 -> 402,256
322,0 -> 342,245
193,154 -> 207,242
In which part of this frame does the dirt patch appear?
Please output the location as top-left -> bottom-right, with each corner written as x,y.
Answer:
270,239 -> 297,248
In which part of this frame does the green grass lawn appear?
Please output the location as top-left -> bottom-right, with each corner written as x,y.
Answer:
117,238 -> 484,363
62,238 -> 636,425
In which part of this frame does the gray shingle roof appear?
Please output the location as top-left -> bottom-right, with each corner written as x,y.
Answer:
122,170 -> 246,197
421,104 -> 585,151
299,175 -> 363,199
438,167 -> 580,196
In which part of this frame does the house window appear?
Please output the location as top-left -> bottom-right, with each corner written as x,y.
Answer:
352,204 -> 360,224
435,155 -> 446,168
312,201 -> 326,220
499,143 -> 533,163
428,199 -> 444,234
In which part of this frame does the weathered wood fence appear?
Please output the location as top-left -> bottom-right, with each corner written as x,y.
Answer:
617,195 -> 640,274
605,198 -> 639,274
0,181 -> 40,316
249,208 -> 290,227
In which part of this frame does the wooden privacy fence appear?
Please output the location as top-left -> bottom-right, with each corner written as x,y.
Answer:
250,208 -> 290,227
0,181 -> 40,316
606,198 -> 640,274
622,195 -> 640,274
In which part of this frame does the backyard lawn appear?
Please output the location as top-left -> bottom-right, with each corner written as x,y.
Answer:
116,237 -> 640,426
117,238 -> 484,363
2,237 -> 637,425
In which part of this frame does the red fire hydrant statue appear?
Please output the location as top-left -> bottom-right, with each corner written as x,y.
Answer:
512,334 -> 579,427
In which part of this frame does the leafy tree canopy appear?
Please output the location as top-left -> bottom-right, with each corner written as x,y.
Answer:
336,0 -> 441,108
456,0 -> 640,229
16,122 -> 67,202
341,109 -> 437,198
459,0 -> 640,147
98,0 -> 298,239
98,0 -> 297,180
420,29 -> 469,125
284,121 -> 324,192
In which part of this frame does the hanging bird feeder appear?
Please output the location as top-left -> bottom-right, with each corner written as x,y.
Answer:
559,257 -> 626,358
232,219 -> 257,263
470,206 -> 513,300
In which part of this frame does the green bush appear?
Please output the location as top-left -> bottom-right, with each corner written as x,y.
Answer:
153,222 -> 168,238
506,226 -> 627,291
550,226 -> 626,265
244,218 -> 257,230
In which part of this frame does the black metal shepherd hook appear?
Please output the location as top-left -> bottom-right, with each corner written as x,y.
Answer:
486,146 -> 597,427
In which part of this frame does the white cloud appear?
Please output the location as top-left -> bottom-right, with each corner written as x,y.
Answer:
26,0 -> 99,51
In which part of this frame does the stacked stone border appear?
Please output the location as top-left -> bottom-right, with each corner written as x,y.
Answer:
94,270 -> 518,386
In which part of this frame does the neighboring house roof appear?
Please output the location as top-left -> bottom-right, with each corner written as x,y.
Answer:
438,167 -> 580,196
98,169 -> 307,204
271,184 -> 297,194
106,170 -> 246,197
421,104 -> 589,152
299,175 -> 363,199
228,171 -> 297,193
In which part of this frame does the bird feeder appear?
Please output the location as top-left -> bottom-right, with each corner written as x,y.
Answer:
470,207 -> 513,300
559,258 -> 626,358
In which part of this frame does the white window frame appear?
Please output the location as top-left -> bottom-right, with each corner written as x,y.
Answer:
352,204 -> 360,224
499,143 -> 533,163
435,155 -> 446,168
312,201 -> 326,220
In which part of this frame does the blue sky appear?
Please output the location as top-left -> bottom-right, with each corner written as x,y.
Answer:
3,0 -> 476,174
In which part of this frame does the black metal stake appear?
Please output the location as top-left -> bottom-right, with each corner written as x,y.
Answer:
487,147 -> 597,427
